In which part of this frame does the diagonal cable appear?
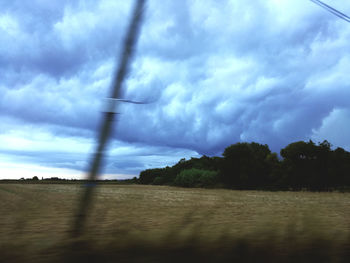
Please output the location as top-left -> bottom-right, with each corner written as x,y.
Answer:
310,0 -> 350,23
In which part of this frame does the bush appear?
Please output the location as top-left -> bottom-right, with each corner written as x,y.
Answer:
174,168 -> 218,187
198,170 -> 219,187
152,176 -> 164,185
139,168 -> 164,184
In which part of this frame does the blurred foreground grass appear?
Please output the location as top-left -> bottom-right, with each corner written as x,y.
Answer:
0,184 -> 349,262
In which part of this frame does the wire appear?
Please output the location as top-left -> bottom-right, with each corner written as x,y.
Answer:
309,0 -> 350,23
112,98 -> 149,104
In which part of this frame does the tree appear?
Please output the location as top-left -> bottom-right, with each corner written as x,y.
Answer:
280,140 -> 333,190
32,176 -> 39,181
265,152 -> 283,188
329,147 -> 350,188
139,168 -> 164,184
138,139 -> 350,190
221,142 -> 271,189
152,176 -> 164,185
174,168 -> 218,187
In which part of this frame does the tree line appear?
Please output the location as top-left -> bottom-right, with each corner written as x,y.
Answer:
138,140 -> 350,191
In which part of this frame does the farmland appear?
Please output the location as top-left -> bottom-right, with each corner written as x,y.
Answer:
0,183 -> 349,262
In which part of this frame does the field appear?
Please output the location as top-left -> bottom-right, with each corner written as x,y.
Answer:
0,183 -> 349,262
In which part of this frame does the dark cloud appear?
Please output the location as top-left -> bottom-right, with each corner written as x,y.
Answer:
0,0 -> 132,79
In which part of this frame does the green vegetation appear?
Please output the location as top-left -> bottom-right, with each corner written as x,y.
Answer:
0,184 -> 349,262
174,168 -> 219,187
139,140 -> 350,191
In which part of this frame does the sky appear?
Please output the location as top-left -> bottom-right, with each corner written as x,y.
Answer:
1,0 -> 350,179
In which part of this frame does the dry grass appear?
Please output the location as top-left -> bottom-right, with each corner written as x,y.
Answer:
0,183 -> 349,262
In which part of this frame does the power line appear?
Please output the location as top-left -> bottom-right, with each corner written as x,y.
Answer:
309,0 -> 350,23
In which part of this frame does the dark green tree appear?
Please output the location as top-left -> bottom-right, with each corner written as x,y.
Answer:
221,142 -> 271,189
174,168 -> 218,187
139,168 -> 164,184
280,140 -> 333,190
329,147 -> 350,188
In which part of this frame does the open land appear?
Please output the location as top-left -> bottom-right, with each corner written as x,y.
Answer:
0,183 -> 349,262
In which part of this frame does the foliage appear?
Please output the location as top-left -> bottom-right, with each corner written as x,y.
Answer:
279,140 -> 344,190
221,142 -> 271,189
174,168 -> 219,187
138,140 -> 350,191
139,168 -> 164,184
152,176 -> 164,185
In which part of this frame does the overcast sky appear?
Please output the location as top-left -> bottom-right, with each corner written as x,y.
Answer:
1,0 -> 350,179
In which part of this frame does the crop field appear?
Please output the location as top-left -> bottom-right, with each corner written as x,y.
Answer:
0,183 -> 349,262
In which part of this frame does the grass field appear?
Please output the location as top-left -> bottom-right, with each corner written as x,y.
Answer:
0,183 -> 349,262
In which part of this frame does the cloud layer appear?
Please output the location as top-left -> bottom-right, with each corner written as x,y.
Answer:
1,0 -> 350,178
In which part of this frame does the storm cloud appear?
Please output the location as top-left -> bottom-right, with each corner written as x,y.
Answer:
1,0 -> 350,179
